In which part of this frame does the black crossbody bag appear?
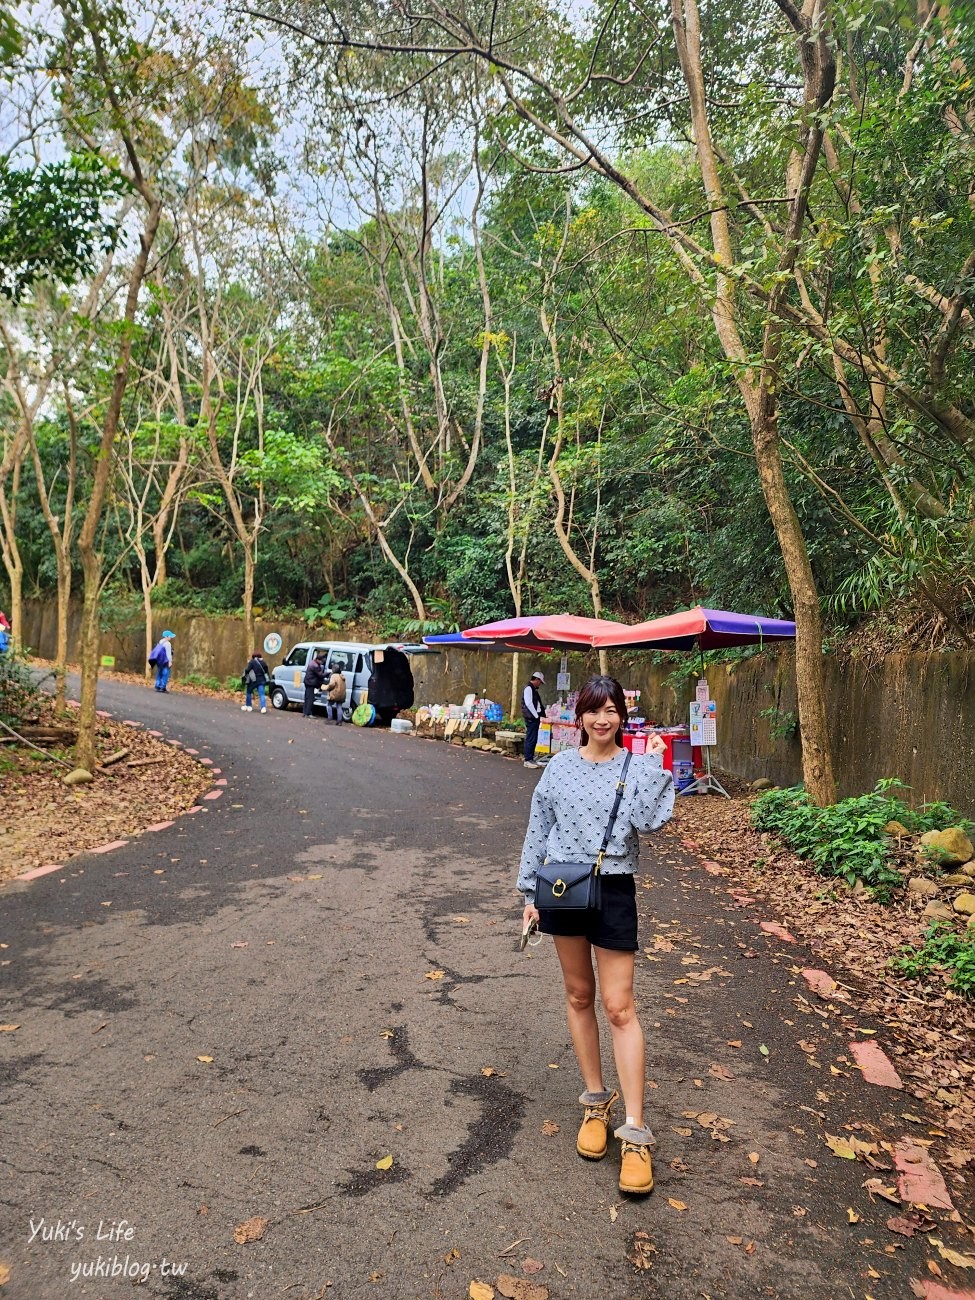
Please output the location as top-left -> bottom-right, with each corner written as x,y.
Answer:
535,752 -> 633,910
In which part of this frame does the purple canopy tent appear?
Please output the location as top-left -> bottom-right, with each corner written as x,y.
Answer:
593,606 -> 797,798
591,606 -> 797,653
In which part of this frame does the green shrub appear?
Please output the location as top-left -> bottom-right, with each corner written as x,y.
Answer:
182,671 -> 226,693
752,779 -> 972,895
303,593 -> 353,626
0,645 -> 47,725
892,924 -> 975,998
750,780 -> 911,892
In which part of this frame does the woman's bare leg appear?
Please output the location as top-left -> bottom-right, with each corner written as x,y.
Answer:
594,947 -> 644,1126
552,935 -> 603,1092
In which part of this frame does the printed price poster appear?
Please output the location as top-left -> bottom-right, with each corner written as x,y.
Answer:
695,677 -> 710,703
689,700 -> 704,744
701,718 -> 718,746
556,671 -> 571,692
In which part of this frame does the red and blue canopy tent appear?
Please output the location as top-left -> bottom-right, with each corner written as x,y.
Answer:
426,610 -> 796,782
589,606 -> 796,653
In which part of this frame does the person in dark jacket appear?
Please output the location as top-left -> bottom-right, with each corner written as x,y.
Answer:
241,651 -> 271,713
303,651 -> 326,718
521,669 -> 546,768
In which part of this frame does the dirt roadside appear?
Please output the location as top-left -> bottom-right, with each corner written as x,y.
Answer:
669,791 -> 975,1183
0,665 -> 213,881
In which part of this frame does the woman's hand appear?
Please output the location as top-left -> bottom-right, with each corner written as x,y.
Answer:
523,903 -> 539,927
646,732 -> 666,756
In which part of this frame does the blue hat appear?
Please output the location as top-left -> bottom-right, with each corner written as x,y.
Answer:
162,629 -> 175,638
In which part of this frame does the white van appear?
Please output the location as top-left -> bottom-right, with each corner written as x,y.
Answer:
268,640 -> 428,720
268,641 -> 373,717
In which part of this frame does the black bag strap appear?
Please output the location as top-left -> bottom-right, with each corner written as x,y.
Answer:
595,751 -> 632,873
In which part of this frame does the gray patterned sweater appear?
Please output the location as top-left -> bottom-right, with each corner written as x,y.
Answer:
518,749 -> 675,905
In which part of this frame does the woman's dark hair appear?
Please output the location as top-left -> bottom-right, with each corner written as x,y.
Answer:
574,675 -> 627,747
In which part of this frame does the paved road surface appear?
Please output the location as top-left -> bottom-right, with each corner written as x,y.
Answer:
1,677 -> 971,1300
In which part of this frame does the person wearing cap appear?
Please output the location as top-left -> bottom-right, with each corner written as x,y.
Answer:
521,668 -> 546,768
149,630 -> 176,692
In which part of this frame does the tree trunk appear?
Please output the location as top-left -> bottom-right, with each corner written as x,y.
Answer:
75,198 -> 162,770
143,577 -> 154,682
75,550 -> 103,773
753,350 -> 836,804
55,562 -> 71,709
243,544 -> 256,659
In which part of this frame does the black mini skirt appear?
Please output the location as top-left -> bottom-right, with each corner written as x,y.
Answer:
538,873 -> 638,952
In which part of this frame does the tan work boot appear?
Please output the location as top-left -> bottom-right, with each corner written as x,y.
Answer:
615,1122 -> 656,1195
618,1141 -> 654,1194
576,1089 -> 619,1160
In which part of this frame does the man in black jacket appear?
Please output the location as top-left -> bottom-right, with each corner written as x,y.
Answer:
521,669 -> 546,768
303,651 -> 326,718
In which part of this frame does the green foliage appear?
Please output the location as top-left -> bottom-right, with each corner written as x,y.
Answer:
0,154 -> 126,301
303,593 -> 353,626
758,706 -> 799,741
750,780 -> 921,892
892,925 -> 975,999
0,645 -> 46,725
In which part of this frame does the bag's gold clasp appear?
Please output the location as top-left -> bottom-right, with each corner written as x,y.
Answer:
552,878 -> 567,897
594,851 -> 605,874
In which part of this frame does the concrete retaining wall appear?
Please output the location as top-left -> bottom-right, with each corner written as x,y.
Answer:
20,600 -> 974,812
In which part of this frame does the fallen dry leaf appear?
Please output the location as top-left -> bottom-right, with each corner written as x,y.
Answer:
847,1208 -> 860,1224
0,1262 -> 9,1286
748,1152 -> 760,1164
521,1258 -> 543,1275
469,1282 -> 495,1300
626,1231 -> 656,1271
375,1154 -> 393,1170
886,1213 -> 932,1237
196,1055 -> 214,1064
0,1025 -> 19,1033
708,1063 -> 735,1081
233,1216 -> 268,1245
825,1134 -> 857,1160
540,1120 -> 560,1137
445,1248 -> 460,1264
667,1198 -> 688,1212
933,1240 -> 975,1269
424,970 -> 446,981
863,1178 -> 900,1205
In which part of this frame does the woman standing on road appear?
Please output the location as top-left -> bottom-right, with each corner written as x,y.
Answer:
518,675 -> 674,1195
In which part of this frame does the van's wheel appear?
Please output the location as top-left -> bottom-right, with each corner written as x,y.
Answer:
270,686 -> 290,711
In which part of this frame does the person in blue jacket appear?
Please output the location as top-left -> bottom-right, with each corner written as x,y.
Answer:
149,630 -> 175,692
0,611 -> 9,654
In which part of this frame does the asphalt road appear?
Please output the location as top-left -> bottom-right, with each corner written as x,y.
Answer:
1,678 -> 971,1300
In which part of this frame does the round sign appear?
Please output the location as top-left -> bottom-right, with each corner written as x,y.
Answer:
263,632 -> 283,656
